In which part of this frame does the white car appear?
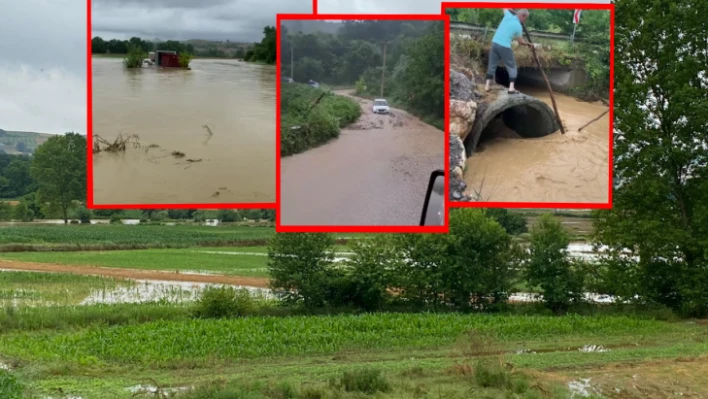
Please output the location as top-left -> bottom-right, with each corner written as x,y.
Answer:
372,99 -> 390,114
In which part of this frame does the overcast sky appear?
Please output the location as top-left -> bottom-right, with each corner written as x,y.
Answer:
318,0 -> 611,14
0,0 -> 86,135
92,0 -> 312,42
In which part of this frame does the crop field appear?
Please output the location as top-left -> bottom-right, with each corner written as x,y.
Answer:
0,271 -> 130,306
0,224 -> 276,250
1,306 -> 706,398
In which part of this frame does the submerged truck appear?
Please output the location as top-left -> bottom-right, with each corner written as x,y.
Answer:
143,50 -> 184,68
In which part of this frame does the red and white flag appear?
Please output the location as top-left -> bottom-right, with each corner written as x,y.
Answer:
573,9 -> 582,24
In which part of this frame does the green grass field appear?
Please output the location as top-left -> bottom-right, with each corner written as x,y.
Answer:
1,303 -> 706,398
0,246 -> 354,278
0,224 -> 275,250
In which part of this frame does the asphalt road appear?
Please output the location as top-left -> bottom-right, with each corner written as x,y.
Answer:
280,91 -> 444,226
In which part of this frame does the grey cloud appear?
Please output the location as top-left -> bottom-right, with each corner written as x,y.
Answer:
92,0 -> 312,42
0,0 -> 86,134
318,0 -> 611,14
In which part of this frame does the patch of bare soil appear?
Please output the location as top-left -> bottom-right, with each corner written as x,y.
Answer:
0,260 -> 270,288
545,356 -> 708,399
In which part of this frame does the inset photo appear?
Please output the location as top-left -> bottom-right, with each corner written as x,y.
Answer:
445,4 -> 613,207
89,0 -> 311,207
276,15 -> 448,232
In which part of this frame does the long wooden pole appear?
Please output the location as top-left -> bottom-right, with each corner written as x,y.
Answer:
509,9 -> 565,134
578,109 -> 609,132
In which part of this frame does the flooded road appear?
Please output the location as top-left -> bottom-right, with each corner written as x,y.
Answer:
464,87 -> 610,203
280,91 -> 445,226
91,58 -> 275,205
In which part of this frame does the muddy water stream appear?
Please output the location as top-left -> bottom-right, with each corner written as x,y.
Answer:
465,87 -> 610,203
280,91 -> 444,226
91,58 -> 275,205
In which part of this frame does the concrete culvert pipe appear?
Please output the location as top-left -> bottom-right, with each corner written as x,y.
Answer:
463,90 -> 560,156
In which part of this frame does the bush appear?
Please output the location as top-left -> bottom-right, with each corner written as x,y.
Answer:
331,368 -> 391,394
485,208 -> 527,235
218,209 -> 239,222
76,206 -> 92,224
267,233 -> 337,308
0,370 -> 24,399
525,214 -> 585,313
178,52 -> 194,68
109,214 -> 122,224
193,287 -> 256,318
151,210 -> 169,222
12,202 -> 33,222
280,84 -> 360,157
123,44 -> 145,68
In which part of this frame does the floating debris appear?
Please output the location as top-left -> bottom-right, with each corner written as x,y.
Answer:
171,151 -> 186,158
93,133 -> 140,154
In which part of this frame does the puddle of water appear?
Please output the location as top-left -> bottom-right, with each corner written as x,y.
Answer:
579,345 -> 610,353
568,378 -> 594,398
92,58 -> 275,205
465,87 -> 609,203
127,384 -> 191,396
79,279 -> 272,305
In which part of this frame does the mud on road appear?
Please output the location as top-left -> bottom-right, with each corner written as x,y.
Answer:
280,90 -> 444,226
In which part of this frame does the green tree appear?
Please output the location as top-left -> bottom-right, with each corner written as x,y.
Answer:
217,209 -> 239,222
526,214 -> 584,313
393,209 -> 519,310
30,133 -> 86,224
267,233 -> 337,308
593,0 -> 708,317
12,202 -> 33,222
485,209 -> 528,235
91,36 -> 107,54
343,235 -> 398,311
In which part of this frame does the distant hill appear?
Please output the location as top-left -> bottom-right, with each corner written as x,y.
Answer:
0,130 -> 53,155
183,39 -> 251,58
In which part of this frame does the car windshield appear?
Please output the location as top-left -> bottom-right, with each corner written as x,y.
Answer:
374,100 -> 387,106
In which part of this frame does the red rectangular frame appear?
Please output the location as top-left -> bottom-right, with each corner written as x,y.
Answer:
275,13 -> 451,233
442,2 -> 614,210
84,0 -> 314,210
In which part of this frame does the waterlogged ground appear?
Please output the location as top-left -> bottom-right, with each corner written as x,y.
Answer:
0,242 -> 620,307
91,58 -> 276,205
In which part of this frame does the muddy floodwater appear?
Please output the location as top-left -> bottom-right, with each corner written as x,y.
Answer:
280,91 -> 445,226
465,87 -> 610,203
91,58 -> 275,205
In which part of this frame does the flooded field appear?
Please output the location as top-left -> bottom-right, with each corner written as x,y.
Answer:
91,58 -> 276,205
465,87 -> 610,203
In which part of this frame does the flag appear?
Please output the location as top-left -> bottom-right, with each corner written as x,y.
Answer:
573,9 -> 582,24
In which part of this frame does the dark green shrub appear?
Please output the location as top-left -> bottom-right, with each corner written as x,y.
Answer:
193,287 -> 256,318
0,370 -> 24,399
109,214 -> 122,224
332,368 -> 391,394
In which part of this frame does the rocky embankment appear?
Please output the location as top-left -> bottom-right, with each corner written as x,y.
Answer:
449,68 -> 481,201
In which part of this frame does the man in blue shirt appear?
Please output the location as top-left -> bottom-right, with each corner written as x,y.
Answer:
485,9 -> 533,94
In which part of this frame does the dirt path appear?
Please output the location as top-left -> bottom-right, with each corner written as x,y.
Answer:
280,90 -> 444,226
0,260 -> 271,288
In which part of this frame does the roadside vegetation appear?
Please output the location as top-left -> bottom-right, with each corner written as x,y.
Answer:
281,20 -> 444,130
280,83 -> 361,156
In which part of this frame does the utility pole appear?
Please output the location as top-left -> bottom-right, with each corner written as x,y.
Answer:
290,44 -> 294,81
380,41 -> 387,98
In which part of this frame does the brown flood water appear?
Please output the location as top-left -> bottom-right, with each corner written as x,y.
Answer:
91,58 -> 275,205
280,91 -> 445,226
465,87 -> 610,203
